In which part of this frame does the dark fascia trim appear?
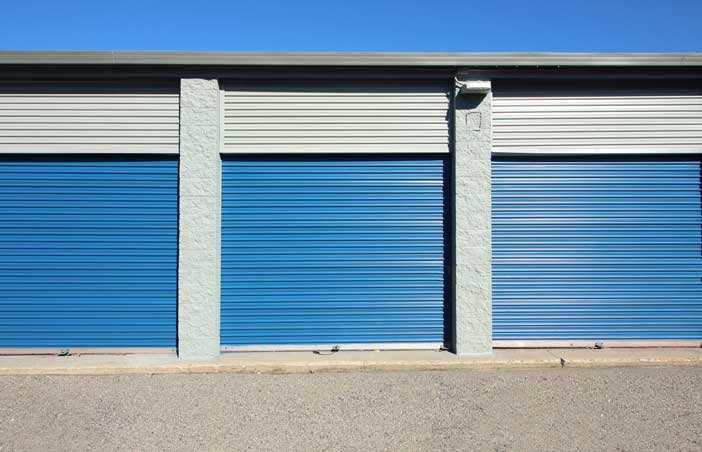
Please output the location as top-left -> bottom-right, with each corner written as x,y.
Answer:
1,65 -> 702,82
460,67 -> 702,80
0,64 -> 456,81
1,51 -> 702,67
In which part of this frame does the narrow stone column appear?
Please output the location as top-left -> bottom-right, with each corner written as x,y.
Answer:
177,79 -> 221,359
453,79 -> 493,355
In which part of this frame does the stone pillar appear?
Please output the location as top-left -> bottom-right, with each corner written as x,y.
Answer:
453,78 -> 493,355
177,79 -> 221,359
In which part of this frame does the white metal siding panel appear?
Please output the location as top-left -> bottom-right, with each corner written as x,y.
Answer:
493,86 -> 702,153
222,82 -> 450,153
0,83 -> 179,153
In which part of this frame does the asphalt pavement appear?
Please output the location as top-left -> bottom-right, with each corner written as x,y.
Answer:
0,367 -> 700,452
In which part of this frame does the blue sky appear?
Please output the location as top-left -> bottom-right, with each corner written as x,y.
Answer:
0,0 -> 700,52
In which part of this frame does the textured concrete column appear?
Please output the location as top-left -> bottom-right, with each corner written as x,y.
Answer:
178,79 -> 221,359
453,79 -> 493,355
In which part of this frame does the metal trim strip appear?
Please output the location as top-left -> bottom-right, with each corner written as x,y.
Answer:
492,147 -> 702,156
0,148 -> 180,154
1,51 -> 701,67
0,348 -> 177,356
221,343 -> 444,352
493,341 -> 702,349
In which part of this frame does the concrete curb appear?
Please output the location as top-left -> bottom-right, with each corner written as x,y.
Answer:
0,349 -> 701,376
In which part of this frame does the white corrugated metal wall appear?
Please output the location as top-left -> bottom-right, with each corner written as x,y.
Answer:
221,81 -> 450,153
0,82 -> 179,153
493,83 -> 702,153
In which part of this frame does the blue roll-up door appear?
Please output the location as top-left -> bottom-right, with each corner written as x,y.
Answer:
493,157 -> 702,340
221,157 -> 447,347
0,156 -> 178,348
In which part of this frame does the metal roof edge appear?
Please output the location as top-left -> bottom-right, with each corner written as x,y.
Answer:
0,51 -> 701,67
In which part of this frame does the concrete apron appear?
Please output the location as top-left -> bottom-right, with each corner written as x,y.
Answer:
0,348 -> 701,376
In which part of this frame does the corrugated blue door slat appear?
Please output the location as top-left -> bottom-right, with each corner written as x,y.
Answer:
221,158 -> 446,346
492,157 -> 702,340
0,157 -> 178,348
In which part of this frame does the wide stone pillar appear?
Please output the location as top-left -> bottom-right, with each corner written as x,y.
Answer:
177,79 -> 221,359
453,78 -> 493,355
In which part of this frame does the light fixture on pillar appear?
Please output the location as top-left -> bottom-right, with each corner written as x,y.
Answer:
456,79 -> 491,95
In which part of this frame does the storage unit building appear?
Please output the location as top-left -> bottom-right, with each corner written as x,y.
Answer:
0,52 -> 699,357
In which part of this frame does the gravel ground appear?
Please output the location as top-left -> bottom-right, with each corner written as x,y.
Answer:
0,367 -> 700,452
